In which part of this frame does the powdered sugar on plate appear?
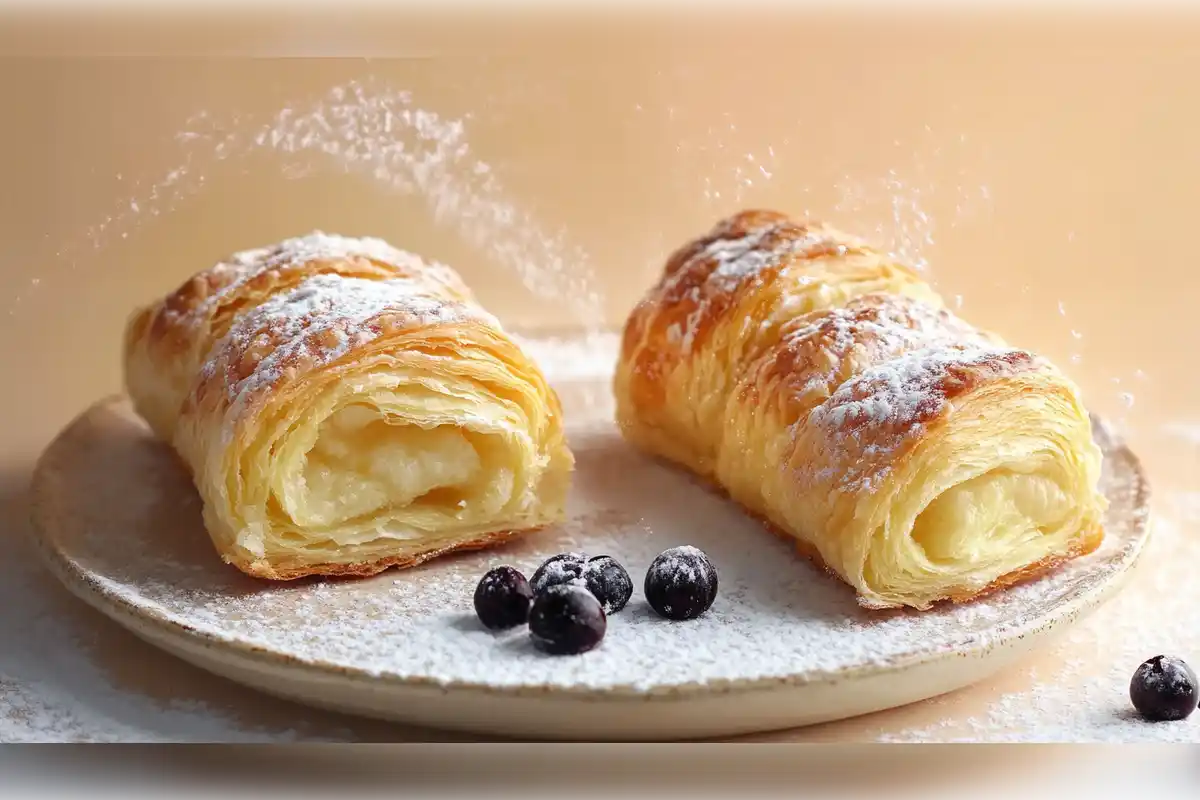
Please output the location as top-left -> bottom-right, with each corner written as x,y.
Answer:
38,336 -> 1148,699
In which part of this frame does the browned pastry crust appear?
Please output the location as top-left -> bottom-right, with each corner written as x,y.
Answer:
124,236 -> 474,442
123,232 -> 572,580
614,210 -> 1107,610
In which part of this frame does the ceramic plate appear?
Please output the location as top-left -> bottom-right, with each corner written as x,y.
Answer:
30,336 -> 1151,740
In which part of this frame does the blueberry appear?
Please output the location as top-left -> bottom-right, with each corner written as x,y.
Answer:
583,555 -> 634,614
472,566 -> 534,630
1130,655 -> 1199,722
528,584 -> 607,655
529,552 -> 588,595
644,545 -> 718,621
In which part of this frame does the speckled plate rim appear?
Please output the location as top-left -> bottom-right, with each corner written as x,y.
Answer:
29,395 -> 1152,704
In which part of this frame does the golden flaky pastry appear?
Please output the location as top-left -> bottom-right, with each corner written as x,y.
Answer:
123,233 -> 572,580
614,210 -> 1106,610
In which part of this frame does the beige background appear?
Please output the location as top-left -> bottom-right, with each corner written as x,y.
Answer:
2,7 -> 1199,741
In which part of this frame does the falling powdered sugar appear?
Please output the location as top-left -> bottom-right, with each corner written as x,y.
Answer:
31,79 -> 602,331
833,128 -> 994,275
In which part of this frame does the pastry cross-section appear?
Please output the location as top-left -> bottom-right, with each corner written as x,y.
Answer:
124,232 -> 573,579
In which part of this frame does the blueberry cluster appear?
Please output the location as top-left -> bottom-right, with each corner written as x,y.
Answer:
1129,655 -> 1198,722
471,546 -> 719,655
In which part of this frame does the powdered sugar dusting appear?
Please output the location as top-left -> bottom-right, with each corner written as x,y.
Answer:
664,217 -> 850,356
167,231 -> 469,347
692,223 -> 826,294
646,546 -> 716,603
674,221 -> 801,356
221,230 -> 446,288
3,510 -> 348,741
529,553 -> 588,595
778,294 -> 994,404
41,337 -> 1147,701
805,345 -> 1026,493
196,272 -> 490,436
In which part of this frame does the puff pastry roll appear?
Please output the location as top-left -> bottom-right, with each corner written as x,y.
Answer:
123,233 -> 572,579
615,210 -> 1106,610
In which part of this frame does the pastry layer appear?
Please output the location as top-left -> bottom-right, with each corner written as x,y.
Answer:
124,233 -> 572,579
614,210 -> 1106,610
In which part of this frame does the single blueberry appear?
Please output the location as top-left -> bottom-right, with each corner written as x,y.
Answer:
583,555 -> 634,614
472,565 -> 534,630
644,545 -> 718,621
1130,655 -> 1199,722
528,583 -> 607,655
529,552 -> 589,595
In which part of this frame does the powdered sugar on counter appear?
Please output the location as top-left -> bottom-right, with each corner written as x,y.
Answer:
510,331 -> 621,383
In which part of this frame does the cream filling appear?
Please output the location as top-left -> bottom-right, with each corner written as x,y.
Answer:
910,468 -> 1071,571
864,460 -> 1078,605
853,389 -> 1099,609
258,371 -> 531,554
298,404 -> 485,528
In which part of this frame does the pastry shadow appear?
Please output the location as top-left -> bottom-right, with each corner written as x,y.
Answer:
445,612 -> 491,635
497,630 -> 542,657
